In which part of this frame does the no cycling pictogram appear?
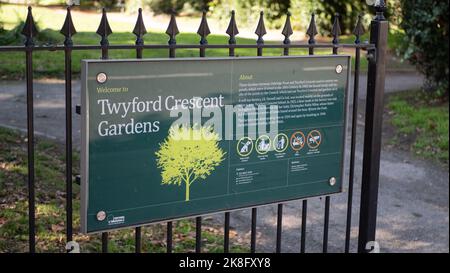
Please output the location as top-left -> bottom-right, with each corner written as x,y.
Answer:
307,130 -> 322,149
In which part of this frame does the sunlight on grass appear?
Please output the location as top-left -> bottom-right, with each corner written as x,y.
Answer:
388,91 -> 449,164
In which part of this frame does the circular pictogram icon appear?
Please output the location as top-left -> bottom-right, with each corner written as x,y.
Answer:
290,131 -> 306,151
307,130 -> 322,149
96,72 -> 108,84
335,64 -> 343,74
236,137 -> 254,157
273,133 -> 289,153
255,135 -> 271,155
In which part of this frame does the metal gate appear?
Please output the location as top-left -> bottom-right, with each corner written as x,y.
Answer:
0,2 -> 387,253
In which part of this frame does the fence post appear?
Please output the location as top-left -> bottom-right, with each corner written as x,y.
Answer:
61,5 -> 76,246
357,2 -> 388,253
21,6 -> 37,253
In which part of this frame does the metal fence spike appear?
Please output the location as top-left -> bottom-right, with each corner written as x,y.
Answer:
22,6 -> 38,46
133,8 -> 146,47
197,10 -> 210,45
375,0 -> 387,20
282,12 -> 293,44
60,6 -> 77,45
226,10 -> 239,44
353,14 -> 365,44
96,8 -> 112,42
133,8 -> 147,39
166,13 -> 179,45
306,13 -> 318,44
255,11 -> 266,44
331,13 -> 342,44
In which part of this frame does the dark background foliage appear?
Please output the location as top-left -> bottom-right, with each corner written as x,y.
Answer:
397,0 -> 449,96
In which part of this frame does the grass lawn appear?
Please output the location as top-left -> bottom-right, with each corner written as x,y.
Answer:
387,90 -> 449,166
0,126 -> 249,253
0,3 -> 412,79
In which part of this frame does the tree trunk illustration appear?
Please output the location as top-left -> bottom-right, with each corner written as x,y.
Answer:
185,180 -> 190,201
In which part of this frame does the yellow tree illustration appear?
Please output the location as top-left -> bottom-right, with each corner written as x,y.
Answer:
155,125 -> 226,201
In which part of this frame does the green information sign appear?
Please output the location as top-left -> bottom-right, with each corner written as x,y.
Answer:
81,56 -> 350,233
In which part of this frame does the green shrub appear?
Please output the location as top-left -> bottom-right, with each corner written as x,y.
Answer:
0,20 -> 60,46
288,0 -> 315,31
314,0 -> 367,35
291,0 -> 397,35
0,21 -> 28,45
398,0 -> 449,97
0,0 -> 118,7
184,0 -> 212,13
209,0 -> 289,30
35,0 -> 66,5
148,0 -> 189,15
84,0 -> 122,9
0,0 -> 66,5
207,0 -> 395,34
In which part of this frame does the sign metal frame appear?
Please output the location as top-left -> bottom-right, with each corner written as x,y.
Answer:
80,55 -> 351,234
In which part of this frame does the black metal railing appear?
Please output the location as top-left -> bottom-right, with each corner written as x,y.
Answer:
0,2 -> 387,253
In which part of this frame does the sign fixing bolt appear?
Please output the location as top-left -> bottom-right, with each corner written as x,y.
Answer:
97,211 -> 106,221
329,177 -> 337,186
96,72 -> 107,84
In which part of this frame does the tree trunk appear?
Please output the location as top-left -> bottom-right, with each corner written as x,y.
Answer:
185,181 -> 190,201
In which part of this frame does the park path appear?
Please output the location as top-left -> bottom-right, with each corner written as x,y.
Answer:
1,71 -> 448,253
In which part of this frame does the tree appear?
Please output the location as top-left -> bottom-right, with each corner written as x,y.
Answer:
155,125 -> 226,201
209,0 -> 290,29
147,0 -> 212,15
398,0 -> 449,97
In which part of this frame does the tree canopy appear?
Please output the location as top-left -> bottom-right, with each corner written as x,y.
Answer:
155,125 -> 226,201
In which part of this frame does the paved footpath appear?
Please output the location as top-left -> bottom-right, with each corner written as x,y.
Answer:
1,72 -> 448,252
